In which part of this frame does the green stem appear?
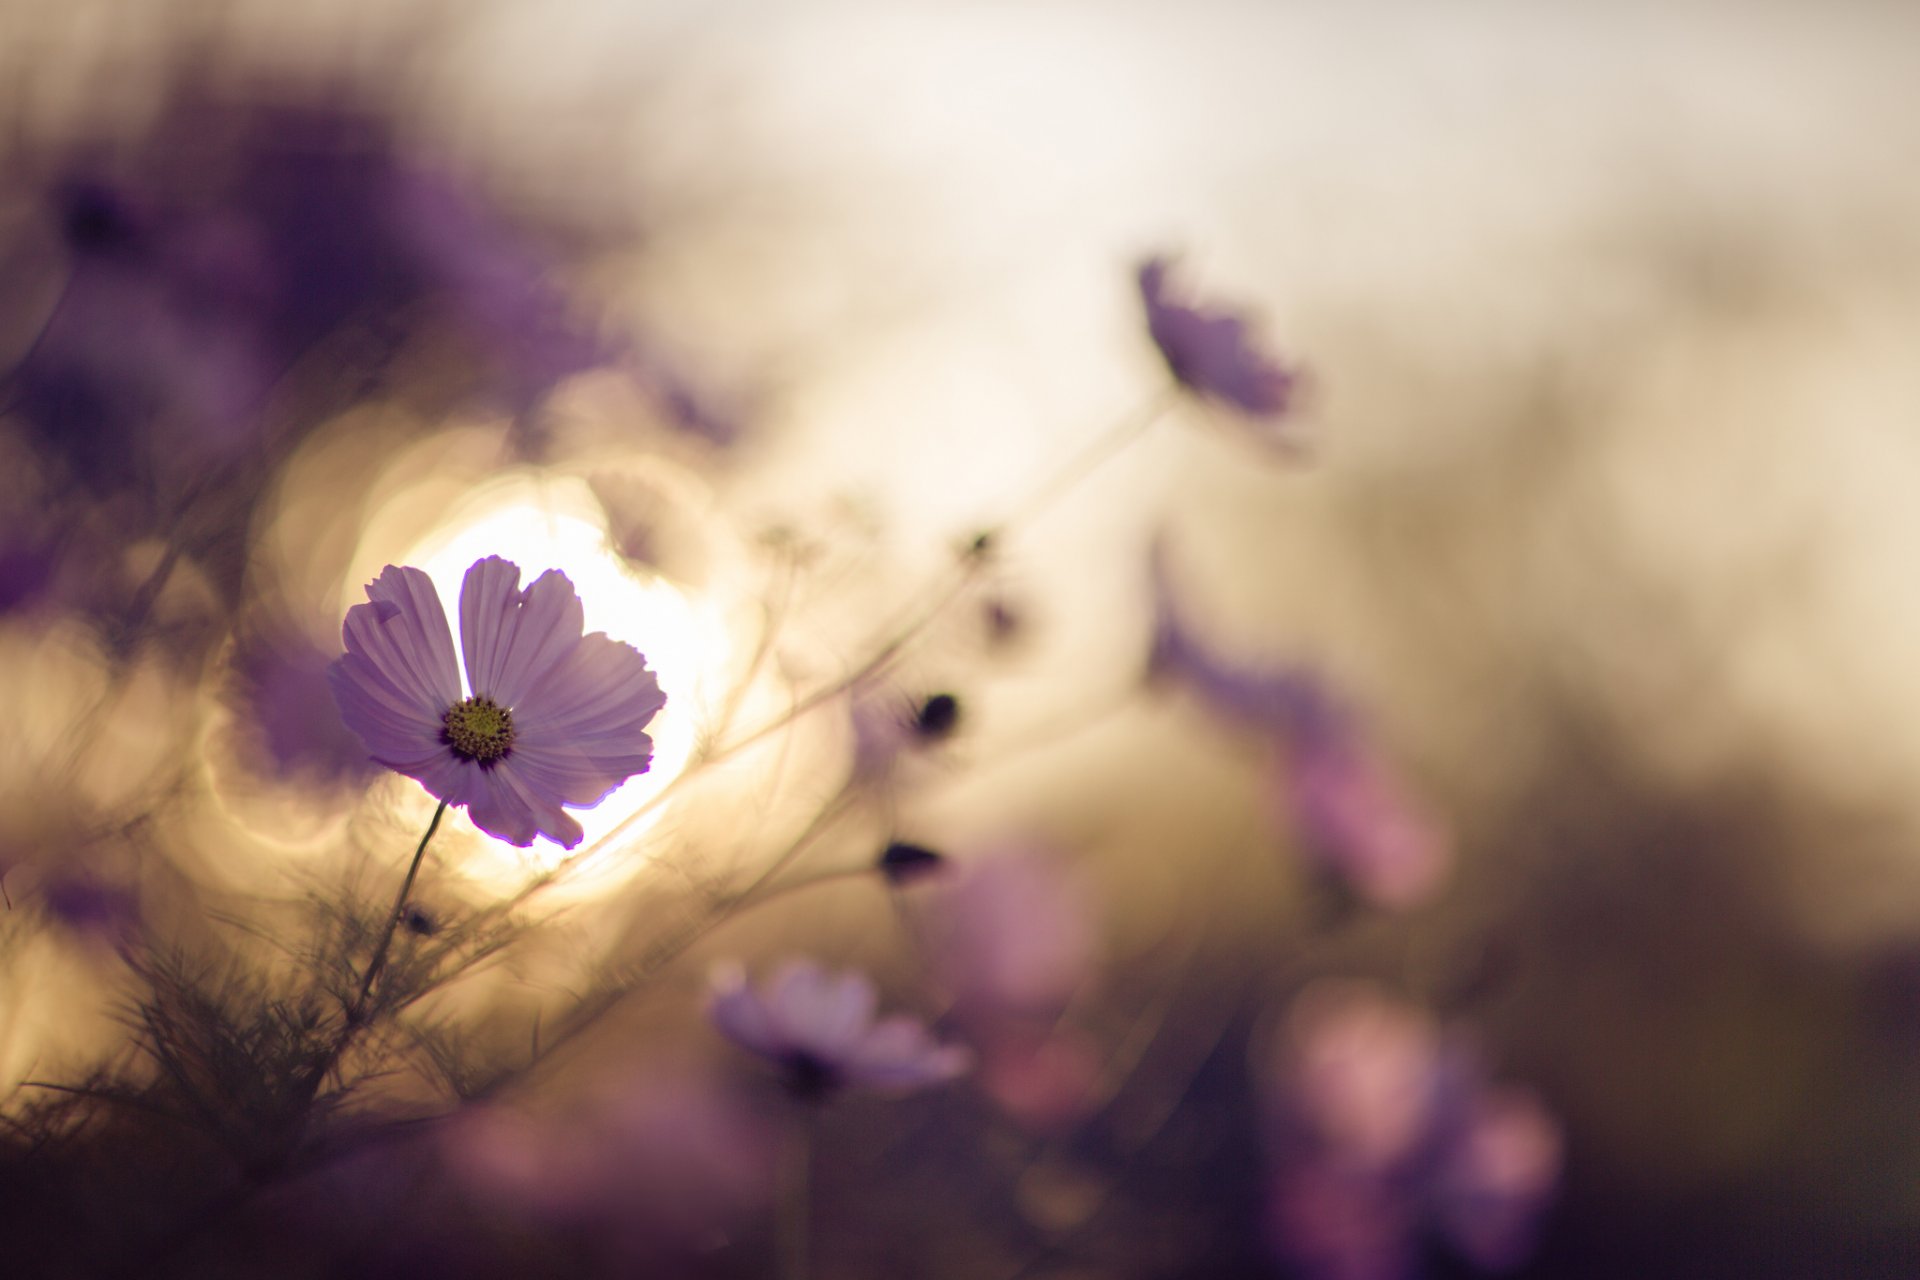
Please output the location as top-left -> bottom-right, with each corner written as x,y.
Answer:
352,800 -> 447,1019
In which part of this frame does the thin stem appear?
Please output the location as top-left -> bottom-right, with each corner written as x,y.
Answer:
780,1108 -> 812,1280
352,800 -> 447,1019
988,386 -> 1179,536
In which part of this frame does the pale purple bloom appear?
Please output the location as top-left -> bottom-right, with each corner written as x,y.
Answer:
923,848 -> 1096,1022
1281,725 -> 1449,911
708,958 -> 970,1099
327,555 -> 665,848
1138,255 -> 1303,452
1265,982 -> 1561,1280
1150,547 -> 1449,909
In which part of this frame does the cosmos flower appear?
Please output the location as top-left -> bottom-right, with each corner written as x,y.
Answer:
1265,981 -> 1562,1280
1149,548 -> 1448,909
328,555 -> 665,848
1281,717 -> 1449,912
707,958 -> 970,1100
1138,255 -> 1303,452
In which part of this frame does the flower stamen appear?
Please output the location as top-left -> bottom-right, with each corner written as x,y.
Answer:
442,695 -> 515,765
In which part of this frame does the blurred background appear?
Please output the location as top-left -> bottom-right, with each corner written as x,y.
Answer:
4,0 -> 1920,1276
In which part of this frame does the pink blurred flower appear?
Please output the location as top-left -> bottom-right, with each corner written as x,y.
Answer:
708,958 -> 970,1100
328,556 -> 665,848
916,849 -> 1103,1131
924,848 -> 1096,1022
975,1024 -> 1103,1136
1138,255 -> 1303,452
1281,715 -> 1449,912
1266,982 -> 1561,1280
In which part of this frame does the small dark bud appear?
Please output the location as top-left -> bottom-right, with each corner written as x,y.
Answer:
878,841 -> 947,885
404,907 -> 436,936
966,529 -> 997,560
912,693 -> 961,741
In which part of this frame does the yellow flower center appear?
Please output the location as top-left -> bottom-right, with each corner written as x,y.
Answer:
443,695 -> 515,765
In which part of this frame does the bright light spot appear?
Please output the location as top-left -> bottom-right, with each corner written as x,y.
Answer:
391,471 -> 730,889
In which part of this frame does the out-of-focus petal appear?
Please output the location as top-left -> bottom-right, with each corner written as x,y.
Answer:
1432,1088 -> 1563,1271
1138,254 -> 1302,446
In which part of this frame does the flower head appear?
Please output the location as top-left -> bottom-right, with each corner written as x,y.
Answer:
1149,544 -> 1448,910
1265,982 -> 1561,1280
1138,255 -> 1303,452
707,958 -> 970,1101
328,555 -> 665,848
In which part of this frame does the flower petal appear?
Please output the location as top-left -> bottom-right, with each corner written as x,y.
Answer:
708,964 -> 787,1058
330,565 -> 465,792
514,631 -> 665,750
451,759 -> 583,848
458,557 -> 587,706
844,1016 -> 971,1090
340,565 -> 462,716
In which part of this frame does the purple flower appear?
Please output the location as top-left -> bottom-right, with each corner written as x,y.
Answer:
1265,982 -> 1561,1280
1150,550 -> 1449,909
1281,722 -> 1449,912
327,555 -> 665,848
1138,255 -> 1304,451
708,958 -> 970,1100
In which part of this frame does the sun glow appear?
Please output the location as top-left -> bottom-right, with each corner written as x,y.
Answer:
374,469 -> 730,888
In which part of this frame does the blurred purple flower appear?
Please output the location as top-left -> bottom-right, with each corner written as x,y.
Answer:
708,958 -> 970,1100
226,624 -> 379,785
39,876 -> 142,947
0,524 -> 58,616
915,848 -> 1104,1131
1265,981 -> 1561,1280
1150,548 -> 1449,910
1138,255 -> 1304,453
6,92 -> 619,498
328,556 -> 665,848
924,848 -> 1096,1022
1280,718 -> 1449,912
446,1061 -> 774,1258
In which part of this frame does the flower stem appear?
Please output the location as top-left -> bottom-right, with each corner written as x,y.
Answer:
780,1109 -> 812,1280
987,386 -> 1178,537
352,799 -> 447,1019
